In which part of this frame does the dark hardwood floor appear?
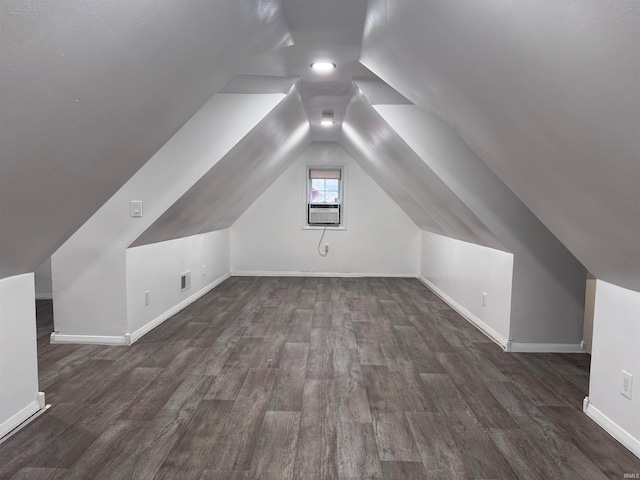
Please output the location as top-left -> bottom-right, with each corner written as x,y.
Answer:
1,277 -> 638,479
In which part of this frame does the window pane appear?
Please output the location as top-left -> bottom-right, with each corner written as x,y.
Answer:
311,179 -> 325,191
325,179 -> 339,190
311,190 -> 324,202
325,191 -> 339,203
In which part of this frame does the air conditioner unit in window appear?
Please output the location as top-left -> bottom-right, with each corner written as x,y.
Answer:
308,205 -> 340,225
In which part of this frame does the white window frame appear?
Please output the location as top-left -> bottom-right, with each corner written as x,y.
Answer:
302,163 -> 347,230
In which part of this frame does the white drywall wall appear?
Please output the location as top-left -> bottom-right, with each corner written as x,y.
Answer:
0,274 -> 42,438
127,230 -> 230,338
53,94 -> 283,342
587,280 -> 640,456
34,258 -> 52,299
420,231 -> 513,347
376,105 -> 586,348
583,274 -> 597,354
231,143 -> 419,276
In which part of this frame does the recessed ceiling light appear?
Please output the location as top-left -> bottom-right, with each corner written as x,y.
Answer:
310,61 -> 336,71
320,111 -> 335,126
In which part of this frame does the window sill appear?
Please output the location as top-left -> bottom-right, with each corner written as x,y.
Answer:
302,225 -> 346,231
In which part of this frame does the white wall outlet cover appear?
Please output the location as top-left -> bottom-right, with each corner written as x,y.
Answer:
621,370 -> 633,399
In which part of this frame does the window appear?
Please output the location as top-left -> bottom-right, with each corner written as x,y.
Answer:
306,167 -> 344,227
309,169 -> 341,204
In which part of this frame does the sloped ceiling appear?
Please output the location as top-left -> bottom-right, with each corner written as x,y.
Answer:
235,0 -> 373,142
0,1 -> 291,278
360,0 -> 640,291
341,94 -> 506,252
2,0 -> 637,293
132,87 -> 311,247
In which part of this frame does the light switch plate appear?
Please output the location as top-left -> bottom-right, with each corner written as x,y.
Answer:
130,200 -> 143,218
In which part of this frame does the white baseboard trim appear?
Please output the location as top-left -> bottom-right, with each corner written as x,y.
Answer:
127,272 -> 231,345
583,396 -> 640,458
417,275 -> 509,349
50,332 -> 126,346
0,393 -> 46,440
507,342 -> 585,353
35,293 -> 53,300
48,274 -> 231,347
231,271 -> 417,278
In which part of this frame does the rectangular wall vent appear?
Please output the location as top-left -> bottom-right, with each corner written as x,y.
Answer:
180,271 -> 191,292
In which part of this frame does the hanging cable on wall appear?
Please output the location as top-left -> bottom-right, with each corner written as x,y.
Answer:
317,226 -> 329,257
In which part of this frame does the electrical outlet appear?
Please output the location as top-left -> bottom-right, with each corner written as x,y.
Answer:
324,243 -> 329,253
144,290 -> 150,306
202,264 -> 206,277
621,370 -> 633,399
482,292 -> 488,307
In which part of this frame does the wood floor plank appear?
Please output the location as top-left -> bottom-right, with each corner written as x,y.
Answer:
512,411 -> 611,480
406,412 -> 469,480
380,461 -> 427,480
268,342 -> 308,412
307,328 -> 336,379
336,422 -> 382,480
62,420 -> 148,480
336,373 -> 373,424
446,423 -> 517,479
357,342 -> 386,366
362,365 -> 402,414
406,315 -> 455,353
204,369 -> 279,472
488,428 -> 565,480
371,411 -> 422,462
156,400 -> 234,477
389,371 -> 438,413
248,411 -> 300,480
0,415 -> 89,478
368,317 -> 397,344
419,374 -> 482,428
516,354 -> 588,405
294,379 -> 338,480
251,332 -> 288,369
353,321 -> 379,344
9,467 -> 67,480
540,406 -> 640,477
195,325 -> 245,376
436,352 -> 518,429
199,471 -> 248,480
287,309 -> 313,343
122,347 -> 207,420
